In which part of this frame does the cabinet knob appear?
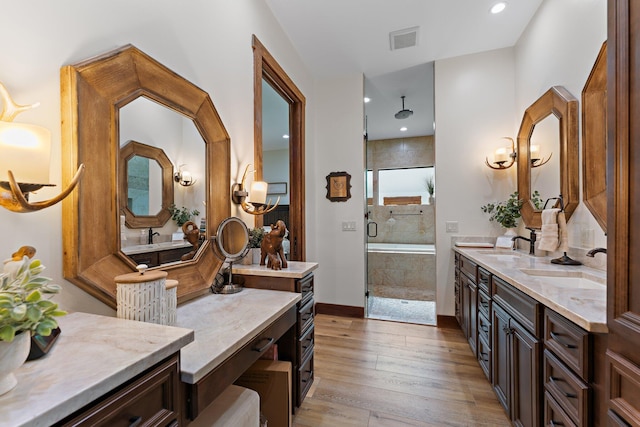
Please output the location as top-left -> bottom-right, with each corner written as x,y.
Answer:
129,416 -> 143,427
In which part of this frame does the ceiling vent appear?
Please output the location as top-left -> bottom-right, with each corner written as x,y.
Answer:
389,26 -> 420,51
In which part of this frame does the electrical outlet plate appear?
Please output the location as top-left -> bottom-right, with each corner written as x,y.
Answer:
445,221 -> 459,233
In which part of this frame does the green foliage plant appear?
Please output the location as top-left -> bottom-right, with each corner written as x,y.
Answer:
425,176 -> 435,196
531,190 -> 543,210
248,227 -> 265,248
480,192 -> 524,229
169,204 -> 200,227
0,257 -> 66,342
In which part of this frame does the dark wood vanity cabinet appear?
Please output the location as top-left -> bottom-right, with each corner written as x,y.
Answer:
455,254 -> 478,356
57,354 -> 181,427
238,271 -> 315,409
128,246 -> 194,268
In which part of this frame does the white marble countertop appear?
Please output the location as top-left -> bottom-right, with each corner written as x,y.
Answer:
175,288 -> 301,384
0,312 -> 194,427
232,261 -> 318,279
454,247 -> 607,333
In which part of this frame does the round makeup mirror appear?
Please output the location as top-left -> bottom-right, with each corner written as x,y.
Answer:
210,217 -> 250,294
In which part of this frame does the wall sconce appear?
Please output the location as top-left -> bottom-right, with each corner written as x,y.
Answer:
174,165 -> 196,187
529,144 -> 552,167
232,164 -> 279,215
0,82 -> 84,212
485,137 -> 516,170
485,137 -> 552,170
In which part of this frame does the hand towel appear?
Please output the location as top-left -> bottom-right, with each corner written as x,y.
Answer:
557,211 -> 569,253
537,208 -> 561,252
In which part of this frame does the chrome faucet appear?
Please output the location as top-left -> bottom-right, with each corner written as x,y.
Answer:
511,227 -> 537,255
148,227 -> 160,244
586,247 -> 607,257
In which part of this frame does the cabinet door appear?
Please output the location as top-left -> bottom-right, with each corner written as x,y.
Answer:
461,274 -> 470,339
511,319 -> 541,427
608,1 -> 640,424
467,279 -> 478,356
492,304 -> 511,414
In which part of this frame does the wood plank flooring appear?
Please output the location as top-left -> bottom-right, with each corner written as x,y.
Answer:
293,314 -> 511,427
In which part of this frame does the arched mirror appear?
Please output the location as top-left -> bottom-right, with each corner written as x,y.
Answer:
582,41 -> 607,232
62,45 -> 231,308
210,217 -> 250,294
517,86 -> 579,229
119,140 -> 173,228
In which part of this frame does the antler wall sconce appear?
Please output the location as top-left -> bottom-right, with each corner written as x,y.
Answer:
0,82 -> 84,212
174,165 -> 196,187
231,164 -> 279,215
485,136 -> 551,170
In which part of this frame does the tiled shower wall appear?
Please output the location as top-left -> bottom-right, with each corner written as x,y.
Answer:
367,135 -> 436,301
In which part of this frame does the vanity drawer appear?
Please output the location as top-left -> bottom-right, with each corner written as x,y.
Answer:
477,267 -> 491,295
60,355 -> 180,427
297,351 -> 314,407
492,275 -> 541,337
544,308 -> 590,380
477,335 -> 492,382
297,297 -> 314,335
459,255 -> 477,282
298,323 -> 315,362
299,276 -> 314,307
544,391 -> 578,427
543,349 -> 589,426
478,311 -> 491,345
478,289 -> 491,319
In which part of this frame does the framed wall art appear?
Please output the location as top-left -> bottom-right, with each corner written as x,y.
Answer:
267,182 -> 288,195
325,171 -> 352,202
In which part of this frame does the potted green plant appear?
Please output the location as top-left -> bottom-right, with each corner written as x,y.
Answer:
425,176 -> 435,204
168,204 -> 200,227
480,191 -> 524,233
0,256 -> 66,395
247,227 -> 265,264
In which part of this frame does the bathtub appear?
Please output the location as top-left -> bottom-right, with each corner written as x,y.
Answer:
367,243 -> 435,254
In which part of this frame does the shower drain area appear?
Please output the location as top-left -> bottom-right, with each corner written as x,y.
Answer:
367,296 -> 436,326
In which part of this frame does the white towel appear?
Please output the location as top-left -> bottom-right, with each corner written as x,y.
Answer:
557,211 -> 569,253
538,208 -> 561,252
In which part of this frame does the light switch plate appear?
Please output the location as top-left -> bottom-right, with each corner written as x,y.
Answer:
445,221 -> 459,233
342,221 -> 356,231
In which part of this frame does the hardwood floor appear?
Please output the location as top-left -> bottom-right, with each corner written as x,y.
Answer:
293,314 -> 511,427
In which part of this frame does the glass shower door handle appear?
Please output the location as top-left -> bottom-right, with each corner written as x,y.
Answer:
367,221 -> 378,238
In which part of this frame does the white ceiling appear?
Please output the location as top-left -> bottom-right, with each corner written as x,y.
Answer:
264,0 -> 543,141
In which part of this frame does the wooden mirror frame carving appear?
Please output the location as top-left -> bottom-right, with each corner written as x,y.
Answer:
517,86 -> 579,229
582,41 -> 607,232
119,140 -> 174,228
61,45 -> 230,308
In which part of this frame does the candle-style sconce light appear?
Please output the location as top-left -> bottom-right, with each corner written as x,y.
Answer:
173,164 -> 196,187
231,164 -> 279,215
485,136 -> 552,170
0,82 -> 84,212
485,137 -> 516,170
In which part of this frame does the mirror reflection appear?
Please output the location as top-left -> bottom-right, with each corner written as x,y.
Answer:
261,78 -> 291,227
119,97 -> 207,267
127,154 -> 162,215
529,115 -> 560,207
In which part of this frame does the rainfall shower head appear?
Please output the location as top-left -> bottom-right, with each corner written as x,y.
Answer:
394,95 -> 413,119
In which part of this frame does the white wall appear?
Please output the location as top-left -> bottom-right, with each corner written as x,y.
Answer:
311,75 -> 365,307
515,0 -> 607,251
435,48 -> 517,316
0,0 -> 313,315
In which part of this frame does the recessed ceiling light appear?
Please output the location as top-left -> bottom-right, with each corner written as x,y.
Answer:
490,2 -> 506,14
364,97 -> 371,103
400,127 -> 407,132
283,134 -> 289,139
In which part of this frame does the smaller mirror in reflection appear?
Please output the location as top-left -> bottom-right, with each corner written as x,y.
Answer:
127,154 -> 163,216
529,115 -> 560,209
211,217 -> 250,294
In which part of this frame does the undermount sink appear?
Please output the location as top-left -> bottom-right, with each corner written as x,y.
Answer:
519,269 -> 605,290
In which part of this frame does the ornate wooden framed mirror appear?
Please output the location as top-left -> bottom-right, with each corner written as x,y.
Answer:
517,86 -> 579,229
119,140 -> 173,228
61,45 -> 230,308
582,42 -> 607,232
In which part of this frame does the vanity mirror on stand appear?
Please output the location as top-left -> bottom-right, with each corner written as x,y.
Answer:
61,45 -> 231,307
210,217 -> 250,294
517,86 -> 579,229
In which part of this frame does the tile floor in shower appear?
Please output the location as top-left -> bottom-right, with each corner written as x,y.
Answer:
367,295 -> 436,326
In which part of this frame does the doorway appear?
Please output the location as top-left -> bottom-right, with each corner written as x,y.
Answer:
364,63 -> 436,325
